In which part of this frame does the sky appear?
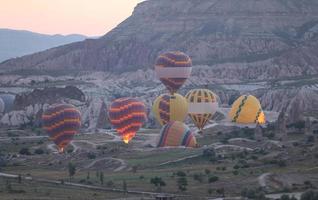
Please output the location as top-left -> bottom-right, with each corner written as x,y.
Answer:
0,0 -> 144,37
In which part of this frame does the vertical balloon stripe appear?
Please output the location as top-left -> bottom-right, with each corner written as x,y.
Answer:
158,95 -> 170,124
229,95 -> 265,124
157,121 -> 197,148
232,95 -> 248,123
254,108 -> 262,123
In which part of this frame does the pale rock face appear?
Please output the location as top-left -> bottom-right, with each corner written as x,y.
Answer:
1,0 -> 317,79
1,0 -> 318,127
81,98 -> 107,131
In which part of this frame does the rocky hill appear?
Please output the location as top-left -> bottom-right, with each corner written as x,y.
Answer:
0,0 -> 318,127
1,0 -> 318,78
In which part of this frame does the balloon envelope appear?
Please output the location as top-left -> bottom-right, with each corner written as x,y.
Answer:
152,93 -> 188,126
228,95 -> 266,124
108,98 -> 147,144
155,51 -> 192,94
42,104 -> 81,153
157,121 -> 197,148
186,89 -> 218,131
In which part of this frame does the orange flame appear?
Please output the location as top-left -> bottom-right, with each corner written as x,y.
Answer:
58,147 -> 64,153
122,132 -> 136,144
257,112 -> 266,124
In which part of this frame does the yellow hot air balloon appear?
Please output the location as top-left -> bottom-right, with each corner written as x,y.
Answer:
152,93 -> 188,126
186,89 -> 218,132
228,95 -> 266,124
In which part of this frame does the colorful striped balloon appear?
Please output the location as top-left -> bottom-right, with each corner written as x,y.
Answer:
228,95 -> 266,124
157,121 -> 197,148
152,93 -> 188,126
186,89 -> 218,132
108,98 -> 147,144
42,104 -> 81,153
155,51 -> 192,94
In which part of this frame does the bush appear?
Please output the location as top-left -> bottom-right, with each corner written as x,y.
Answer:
233,170 -> 239,175
87,152 -> 96,159
107,180 -> 114,187
241,187 -> 266,199
19,148 -> 31,155
208,176 -> 219,183
193,173 -> 204,183
176,171 -> 187,177
177,177 -> 187,192
34,148 -> 44,155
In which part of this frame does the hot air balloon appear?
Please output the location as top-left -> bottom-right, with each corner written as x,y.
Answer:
228,95 -> 266,124
157,121 -> 197,148
42,104 -> 81,153
0,94 -> 15,113
108,98 -> 147,144
155,51 -> 192,94
152,93 -> 188,126
0,98 -> 4,114
186,89 -> 218,133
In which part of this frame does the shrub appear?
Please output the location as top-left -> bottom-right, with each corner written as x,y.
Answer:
19,148 -> 31,155
176,171 -> 187,177
208,176 -> 219,183
34,148 -> 44,155
193,173 -> 204,183
87,152 -> 96,159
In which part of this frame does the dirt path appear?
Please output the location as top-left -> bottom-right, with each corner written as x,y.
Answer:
157,154 -> 201,166
258,172 -> 272,188
84,157 -> 127,172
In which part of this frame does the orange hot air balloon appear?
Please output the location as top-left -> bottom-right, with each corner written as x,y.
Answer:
108,98 -> 147,144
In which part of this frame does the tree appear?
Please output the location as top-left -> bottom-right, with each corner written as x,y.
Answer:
177,177 -> 188,192
132,165 -> 138,173
123,180 -> 127,194
18,174 -> 22,183
150,177 -> 166,192
216,188 -> 225,197
5,180 -> 12,192
86,172 -> 90,180
205,169 -> 211,175
100,172 -> 104,185
68,162 -> 76,181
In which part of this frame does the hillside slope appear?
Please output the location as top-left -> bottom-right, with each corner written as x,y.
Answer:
0,0 -> 318,80
0,29 -> 87,62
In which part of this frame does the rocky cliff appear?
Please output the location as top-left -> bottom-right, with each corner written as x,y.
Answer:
1,0 -> 318,80
0,0 -> 318,127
